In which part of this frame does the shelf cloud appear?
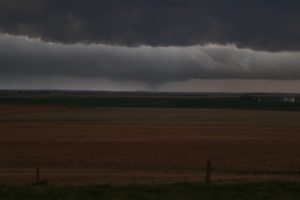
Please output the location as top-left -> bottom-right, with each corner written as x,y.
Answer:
1,1 -> 300,92
0,0 -> 300,51
1,34 -> 300,91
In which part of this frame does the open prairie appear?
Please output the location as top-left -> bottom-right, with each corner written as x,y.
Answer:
1,105 -> 300,184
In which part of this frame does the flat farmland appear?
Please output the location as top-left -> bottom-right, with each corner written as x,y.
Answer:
1,105 -> 300,184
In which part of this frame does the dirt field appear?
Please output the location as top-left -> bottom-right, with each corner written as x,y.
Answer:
1,105 -> 300,184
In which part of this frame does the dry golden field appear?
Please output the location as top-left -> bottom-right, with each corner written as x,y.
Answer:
0,105 -> 300,184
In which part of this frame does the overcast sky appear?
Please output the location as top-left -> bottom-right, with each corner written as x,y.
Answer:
1,0 -> 300,92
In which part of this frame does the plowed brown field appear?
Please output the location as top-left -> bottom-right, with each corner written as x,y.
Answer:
1,105 -> 300,184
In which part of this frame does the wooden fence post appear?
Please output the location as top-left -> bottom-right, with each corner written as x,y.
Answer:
205,160 -> 212,184
36,166 -> 40,183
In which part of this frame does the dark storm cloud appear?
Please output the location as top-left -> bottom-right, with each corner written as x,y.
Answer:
0,0 -> 300,51
1,34 -> 300,87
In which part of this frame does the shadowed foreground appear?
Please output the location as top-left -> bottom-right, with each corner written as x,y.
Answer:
0,182 -> 300,200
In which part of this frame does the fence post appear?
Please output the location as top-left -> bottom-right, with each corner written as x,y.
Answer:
36,166 -> 40,183
205,160 -> 212,184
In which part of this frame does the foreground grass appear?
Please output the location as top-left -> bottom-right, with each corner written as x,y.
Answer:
1,182 -> 300,200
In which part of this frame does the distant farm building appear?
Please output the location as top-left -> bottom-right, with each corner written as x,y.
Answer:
283,97 -> 295,103
241,95 -> 296,103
